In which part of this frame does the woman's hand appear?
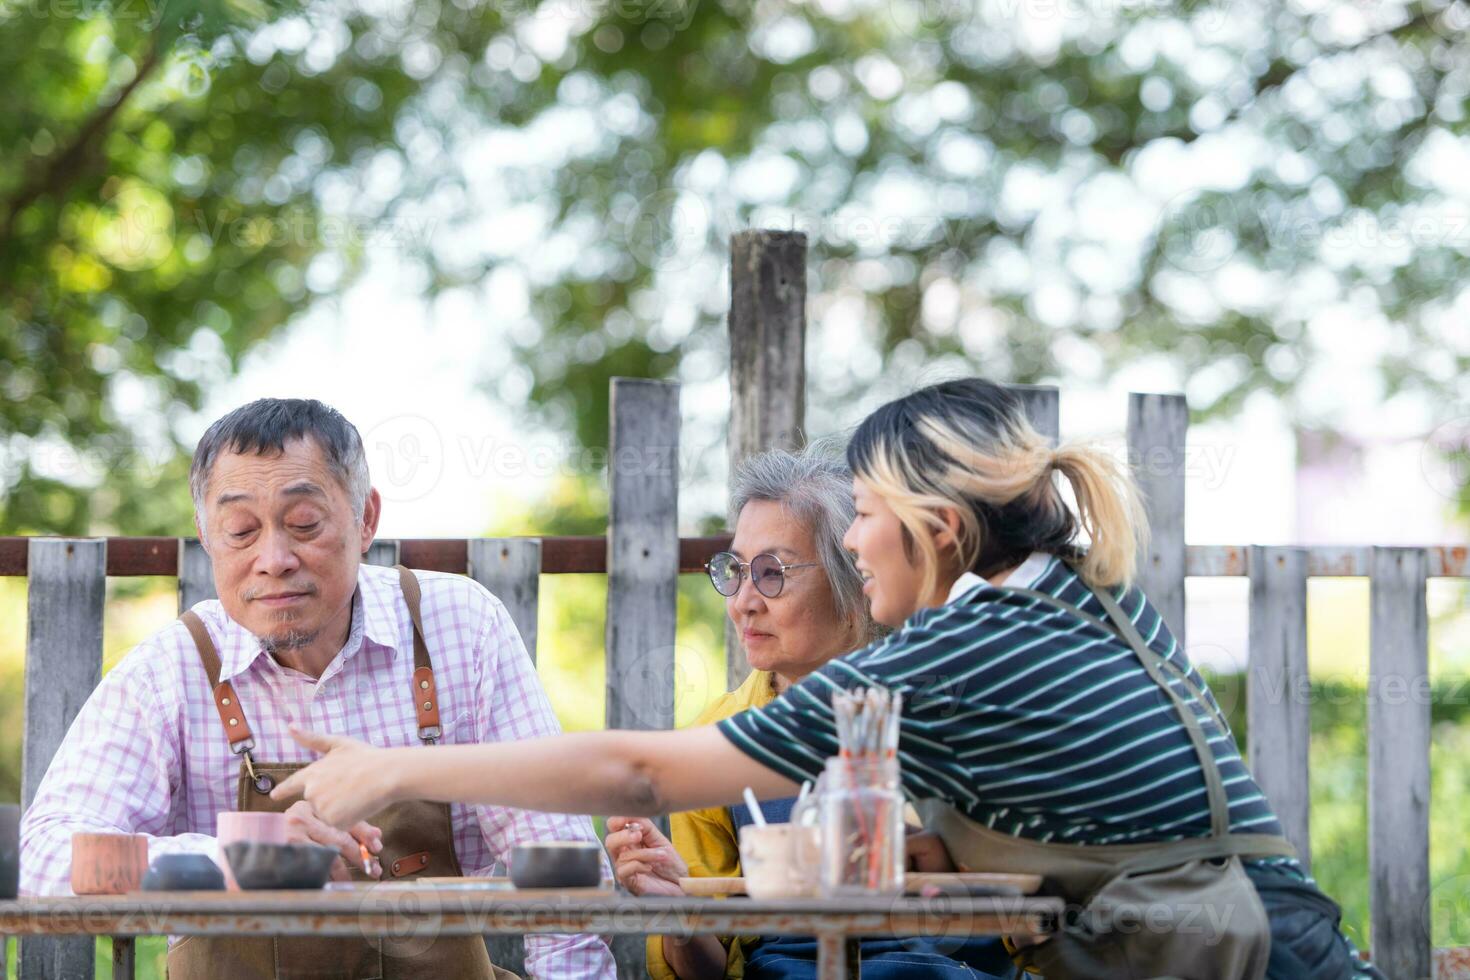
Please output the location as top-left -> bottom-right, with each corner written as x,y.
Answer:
271,728 -> 399,827
905,830 -> 963,873
604,816 -> 689,897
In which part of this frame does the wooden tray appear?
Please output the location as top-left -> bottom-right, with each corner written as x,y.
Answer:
677,872 -> 1042,897
325,876 -> 615,896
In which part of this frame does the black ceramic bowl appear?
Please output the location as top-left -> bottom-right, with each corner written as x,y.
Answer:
142,853 -> 226,892
509,842 -> 603,889
224,842 -> 338,890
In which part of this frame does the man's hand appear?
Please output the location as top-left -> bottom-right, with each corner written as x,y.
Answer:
604,816 -> 688,898
271,728 -> 397,832
283,800 -> 384,880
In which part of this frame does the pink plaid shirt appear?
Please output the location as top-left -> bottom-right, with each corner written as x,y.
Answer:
20,563 -> 616,979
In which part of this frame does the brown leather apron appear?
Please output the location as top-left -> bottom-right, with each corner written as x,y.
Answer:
917,577 -> 1296,980
167,565 -> 510,980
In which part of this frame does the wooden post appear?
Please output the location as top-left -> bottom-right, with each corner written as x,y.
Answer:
20,539 -> 104,980
604,378 -> 680,978
177,538 -> 217,611
1009,384 -> 1060,444
111,937 -> 134,980
605,378 -> 680,734
726,230 -> 807,690
468,539 -> 542,664
1247,546 -> 1311,868
1127,393 -> 1188,650
1368,546 -> 1430,980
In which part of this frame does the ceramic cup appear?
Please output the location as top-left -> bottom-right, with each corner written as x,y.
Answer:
509,842 -> 603,889
738,823 -> 820,899
70,832 -> 150,895
0,803 -> 19,899
215,812 -> 290,890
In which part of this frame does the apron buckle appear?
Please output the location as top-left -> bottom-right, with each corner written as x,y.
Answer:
418,725 -> 441,745
241,751 -> 275,794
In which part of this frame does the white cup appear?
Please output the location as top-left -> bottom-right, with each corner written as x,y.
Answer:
739,823 -> 820,899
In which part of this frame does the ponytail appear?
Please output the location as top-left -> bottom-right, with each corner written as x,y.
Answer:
1049,443 -> 1148,589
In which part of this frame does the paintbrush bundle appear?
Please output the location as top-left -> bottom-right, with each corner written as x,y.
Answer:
822,685 -> 906,895
832,685 -> 903,759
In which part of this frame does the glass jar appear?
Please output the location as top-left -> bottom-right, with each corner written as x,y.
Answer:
818,755 -> 905,897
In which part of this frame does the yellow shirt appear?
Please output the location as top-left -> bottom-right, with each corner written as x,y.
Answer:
645,669 -> 781,980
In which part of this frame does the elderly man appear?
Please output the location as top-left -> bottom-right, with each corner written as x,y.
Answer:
21,398 -> 616,979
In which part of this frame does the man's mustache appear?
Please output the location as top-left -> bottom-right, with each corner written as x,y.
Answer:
241,582 -> 319,601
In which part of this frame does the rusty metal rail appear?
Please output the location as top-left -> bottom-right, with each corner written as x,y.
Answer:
0,891 -> 1061,980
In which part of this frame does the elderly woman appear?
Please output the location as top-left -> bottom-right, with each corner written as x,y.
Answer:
605,450 -> 1011,979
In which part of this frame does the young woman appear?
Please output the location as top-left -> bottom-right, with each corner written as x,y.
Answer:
607,448 -> 1010,979
275,379 -> 1378,980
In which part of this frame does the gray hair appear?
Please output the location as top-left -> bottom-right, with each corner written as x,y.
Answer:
189,398 -> 371,540
730,447 -> 878,639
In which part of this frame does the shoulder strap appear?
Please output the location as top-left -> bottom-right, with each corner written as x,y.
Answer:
180,611 -> 256,757
395,565 -> 442,744
1002,583 -> 1233,839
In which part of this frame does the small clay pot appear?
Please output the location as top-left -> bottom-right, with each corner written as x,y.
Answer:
0,804 -> 19,900
142,853 -> 226,892
224,842 -> 337,890
509,842 -> 603,889
71,833 -> 150,895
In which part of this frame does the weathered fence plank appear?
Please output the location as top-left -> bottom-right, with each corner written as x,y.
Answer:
604,378 -> 681,979
1247,545 -> 1311,868
1127,393 -> 1188,651
20,539 -> 105,980
605,378 -> 681,734
1368,546 -> 1431,980
363,540 -> 401,567
468,538 -> 542,664
177,538 -> 217,611
726,230 -> 807,690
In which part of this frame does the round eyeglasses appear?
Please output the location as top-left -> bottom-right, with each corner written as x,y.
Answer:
705,551 -> 819,598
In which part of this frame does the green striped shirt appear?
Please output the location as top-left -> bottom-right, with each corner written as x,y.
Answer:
719,553 -> 1281,845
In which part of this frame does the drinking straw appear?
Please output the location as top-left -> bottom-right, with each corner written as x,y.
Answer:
743,787 -> 767,827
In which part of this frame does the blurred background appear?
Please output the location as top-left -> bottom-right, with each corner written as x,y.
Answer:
4,0 -> 1470,971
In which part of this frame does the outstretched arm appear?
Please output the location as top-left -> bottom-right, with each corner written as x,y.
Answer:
273,724 -> 798,828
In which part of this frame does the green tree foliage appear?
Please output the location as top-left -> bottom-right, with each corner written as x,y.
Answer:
4,0 -> 1468,534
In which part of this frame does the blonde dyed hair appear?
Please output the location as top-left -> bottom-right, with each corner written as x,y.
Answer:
847,379 -> 1149,600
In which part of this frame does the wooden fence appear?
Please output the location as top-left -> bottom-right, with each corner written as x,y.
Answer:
1,231 -> 1465,979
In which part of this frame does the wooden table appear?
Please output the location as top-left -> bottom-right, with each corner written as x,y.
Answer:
1,888 -> 1060,980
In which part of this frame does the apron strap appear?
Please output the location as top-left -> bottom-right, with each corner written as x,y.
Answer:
181,611 -> 257,759
1002,582 -> 1233,839
395,565 -> 442,744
